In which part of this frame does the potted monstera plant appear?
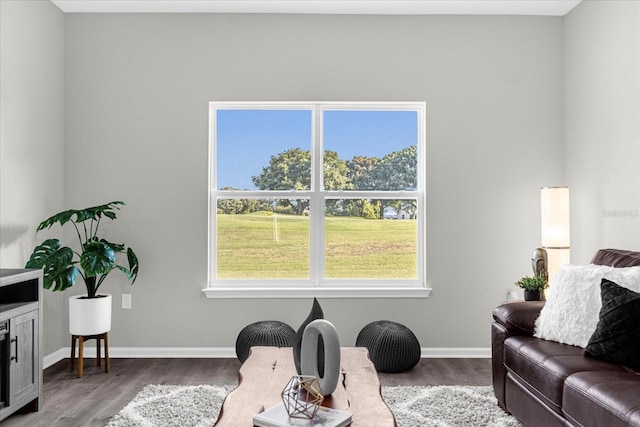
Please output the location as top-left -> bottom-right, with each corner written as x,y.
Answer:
25,201 -> 139,336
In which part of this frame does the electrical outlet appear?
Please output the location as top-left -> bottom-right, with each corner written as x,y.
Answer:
122,294 -> 132,309
506,291 -> 518,301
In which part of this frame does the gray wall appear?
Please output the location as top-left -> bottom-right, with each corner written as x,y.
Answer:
0,0 -> 66,355
63,13 -> 563,350
3,0 -> 637,356
564,0 -> 640,261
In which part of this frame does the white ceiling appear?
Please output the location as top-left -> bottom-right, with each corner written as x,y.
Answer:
51,0 -> 582,16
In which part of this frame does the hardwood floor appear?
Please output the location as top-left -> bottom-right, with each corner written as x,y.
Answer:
1,356 -> 492,427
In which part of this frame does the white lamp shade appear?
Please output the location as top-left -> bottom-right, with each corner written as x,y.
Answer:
541,187 -> 570,248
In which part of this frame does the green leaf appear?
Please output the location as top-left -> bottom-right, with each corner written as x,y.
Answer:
103,211 -> 117,220
127,248 -> 139,283
25,239 -> 79,291
74,208 -> 95,223
81,241 -> 115,277
76,201 -> 123,223
115,247 -> 139,284
100,239 -> 125,252
36,201 -> 126,230
36,210 -> 76,231
515,276 -> 548,291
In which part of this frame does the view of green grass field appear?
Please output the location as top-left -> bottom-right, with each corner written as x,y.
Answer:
216,213 -> 417,279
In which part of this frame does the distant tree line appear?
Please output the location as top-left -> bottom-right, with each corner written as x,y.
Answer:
217,145 -> 417,219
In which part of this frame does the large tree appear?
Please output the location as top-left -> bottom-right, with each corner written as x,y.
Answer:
368,145 -> 417,191
367,145 -> 417,218
252,148 -> 351,215
341,156 -> 380,217
348,156 -> 379,191
251,148 -> 311,215
323,150 -> 351,190
217,188 -> 271,215
251,146 -> 416,218
324,150 -> 352,216
252,148 -> 311,191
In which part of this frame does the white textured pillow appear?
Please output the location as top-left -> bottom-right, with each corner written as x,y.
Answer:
534,264 -> 640,348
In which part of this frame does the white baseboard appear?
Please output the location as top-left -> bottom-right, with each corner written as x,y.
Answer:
44,348 -> 69,369
44,347 -> 237,367
44,346 -> 491,368
421,347 -> 491,358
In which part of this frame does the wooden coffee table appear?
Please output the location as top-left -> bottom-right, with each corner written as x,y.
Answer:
214,346 -> 396,426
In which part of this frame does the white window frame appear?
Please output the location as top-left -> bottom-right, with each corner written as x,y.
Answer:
204,101 -> 430,299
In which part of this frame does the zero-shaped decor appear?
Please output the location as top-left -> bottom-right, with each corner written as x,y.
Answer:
301,319 -> 341,395
293,298 -> 324,375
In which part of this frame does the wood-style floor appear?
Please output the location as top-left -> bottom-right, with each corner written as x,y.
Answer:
2,357 -> 492,427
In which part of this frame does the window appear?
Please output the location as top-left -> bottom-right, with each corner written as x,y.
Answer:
205,102 -> 428,298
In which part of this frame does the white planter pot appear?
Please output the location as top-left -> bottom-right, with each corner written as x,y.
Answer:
69,294 -> 112,335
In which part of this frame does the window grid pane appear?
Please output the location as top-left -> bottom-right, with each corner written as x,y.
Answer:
324,199 -> 418,279
216,198 -> 310,279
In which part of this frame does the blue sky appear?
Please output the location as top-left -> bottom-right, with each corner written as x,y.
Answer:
216,109 -> 418,190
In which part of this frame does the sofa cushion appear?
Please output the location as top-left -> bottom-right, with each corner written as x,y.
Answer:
504,336 -> 627,414
585,279 -> 640,371
563,371 -> 640,427
534,264 -> 640,348
505,374 -> 567,427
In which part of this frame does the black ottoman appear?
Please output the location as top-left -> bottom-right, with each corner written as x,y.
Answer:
356,320 -> 421,373
235,321 -> 295,363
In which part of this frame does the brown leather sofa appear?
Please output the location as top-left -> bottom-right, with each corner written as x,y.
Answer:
492,249 -> 640,427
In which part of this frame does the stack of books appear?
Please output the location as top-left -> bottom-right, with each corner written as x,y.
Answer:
253,403 -> 352,427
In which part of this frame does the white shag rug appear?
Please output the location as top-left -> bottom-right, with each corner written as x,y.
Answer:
106,384 -> 235,427
382,385 -> 521,427
106,384 -> 520,427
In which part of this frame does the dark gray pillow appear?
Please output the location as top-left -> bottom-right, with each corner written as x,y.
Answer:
585,278 -> 640,371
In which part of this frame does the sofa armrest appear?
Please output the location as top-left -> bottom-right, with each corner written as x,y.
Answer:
492,301 -> 545,336
491,300 -> 545,409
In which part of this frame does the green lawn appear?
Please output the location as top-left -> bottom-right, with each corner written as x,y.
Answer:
216,213 -> 416,279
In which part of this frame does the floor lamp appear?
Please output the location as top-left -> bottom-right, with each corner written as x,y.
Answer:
541,186 -> 570,283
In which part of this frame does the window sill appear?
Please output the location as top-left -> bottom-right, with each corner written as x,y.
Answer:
202,286 -> 431,299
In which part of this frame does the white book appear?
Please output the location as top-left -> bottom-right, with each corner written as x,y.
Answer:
253,402 -> 352,427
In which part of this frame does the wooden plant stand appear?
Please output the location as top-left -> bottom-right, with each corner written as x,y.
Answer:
70,332 -> 110,378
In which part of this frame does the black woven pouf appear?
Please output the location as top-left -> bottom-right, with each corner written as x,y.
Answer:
235,321 -> 295,363
356,320 -> 421,373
